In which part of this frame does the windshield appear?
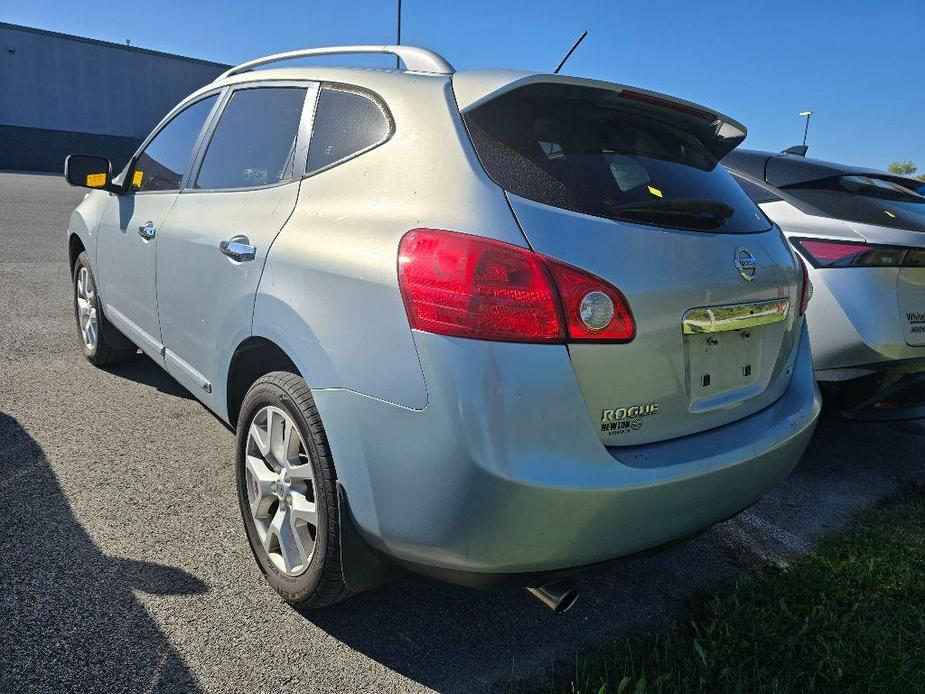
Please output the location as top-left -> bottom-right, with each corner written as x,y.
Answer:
782,175 -> 925,232
463,83 -> 771,233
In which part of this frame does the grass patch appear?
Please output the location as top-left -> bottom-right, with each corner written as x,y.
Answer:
520,487 -> 925,694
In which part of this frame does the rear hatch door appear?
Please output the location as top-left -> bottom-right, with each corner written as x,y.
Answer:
461,79 -> 803,445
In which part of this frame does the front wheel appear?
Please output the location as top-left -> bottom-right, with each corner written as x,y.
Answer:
72,251 -> 135,366
235,371 -> 352,608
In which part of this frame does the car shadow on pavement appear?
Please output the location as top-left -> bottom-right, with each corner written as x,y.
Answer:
304,417 -> 925,693
101,351 -> 194,400
0,412 -> 208,693
305,543 -> 733,693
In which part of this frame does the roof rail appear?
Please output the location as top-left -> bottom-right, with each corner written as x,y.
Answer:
216,45 -> 454,80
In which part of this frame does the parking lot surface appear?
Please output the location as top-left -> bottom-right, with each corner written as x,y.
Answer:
1,171 -> 923,693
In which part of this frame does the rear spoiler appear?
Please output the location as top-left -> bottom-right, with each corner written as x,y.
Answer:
452,71 -> 747,160
766,157 -> 925,190
726,148 -> 924,192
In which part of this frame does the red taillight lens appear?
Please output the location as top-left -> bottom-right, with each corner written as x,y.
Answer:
397,229 -> 635,344
797,254 -> 812,316
397,229 -> 563,342
545,258 -> 635,341
792,238 -> 906,268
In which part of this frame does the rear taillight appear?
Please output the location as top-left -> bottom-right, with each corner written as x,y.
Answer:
545,258 -> 635,341
791,238 -> 907,269
397,229 -> 635,343
797,254 -> 812,316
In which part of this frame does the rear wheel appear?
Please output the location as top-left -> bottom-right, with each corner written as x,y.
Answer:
72,251 -> 135,366
236,371 -> 351,608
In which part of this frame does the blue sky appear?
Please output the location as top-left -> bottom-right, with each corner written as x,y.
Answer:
5,0 -> 923,171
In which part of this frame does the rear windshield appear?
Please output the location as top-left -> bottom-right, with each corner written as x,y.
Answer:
782,175 -> 925,232
463,83 -> 771,233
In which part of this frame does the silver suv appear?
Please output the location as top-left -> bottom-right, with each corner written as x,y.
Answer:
65,45 -> 820,612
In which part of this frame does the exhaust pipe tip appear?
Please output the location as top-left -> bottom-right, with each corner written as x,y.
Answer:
526,580 -> 581,614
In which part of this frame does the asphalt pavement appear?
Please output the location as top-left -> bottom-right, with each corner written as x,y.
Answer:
1,171 -> 923,693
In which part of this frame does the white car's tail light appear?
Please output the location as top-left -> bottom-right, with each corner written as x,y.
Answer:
397,229 -> 635,343
791,237 -> 925,317
792,238 -> 909,269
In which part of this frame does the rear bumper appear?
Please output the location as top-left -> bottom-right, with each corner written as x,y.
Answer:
313,325 -> 820,581
800,265 -> 925,419
804,266 -> 925,370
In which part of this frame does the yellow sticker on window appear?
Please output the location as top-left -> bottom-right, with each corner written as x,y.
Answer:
86,173 -> 107,188
884,209 -> 896,218
648,185 -> 663,198
133,170 -> 144,187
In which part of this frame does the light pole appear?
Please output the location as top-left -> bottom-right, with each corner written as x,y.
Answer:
799,111 -> 813,148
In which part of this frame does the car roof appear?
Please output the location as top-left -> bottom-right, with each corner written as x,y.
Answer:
180,47 -> 749,160
724,148 -> 921,190
204,63 -> 742,124
201,57 -> 746,128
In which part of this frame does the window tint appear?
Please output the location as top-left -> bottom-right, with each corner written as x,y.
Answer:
132,95 -> 217,192
464,83 -> 772,233
730,172 -> 782,205
195,87 -> 306,190
783,175 -> 925,232
306,88 -> 391,174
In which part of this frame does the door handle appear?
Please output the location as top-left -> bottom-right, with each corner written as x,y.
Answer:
220,237 -> 256,262
138,221 -> 156,240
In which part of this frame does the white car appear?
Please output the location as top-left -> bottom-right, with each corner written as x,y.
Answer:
726,149 -> 925,419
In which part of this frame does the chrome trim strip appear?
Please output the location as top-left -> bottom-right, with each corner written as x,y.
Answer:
682,298 -> 790,335
164,349 -> 212,394
105,304 -> 162,355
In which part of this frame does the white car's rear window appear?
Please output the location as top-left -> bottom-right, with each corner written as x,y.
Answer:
783,175 -> 925,232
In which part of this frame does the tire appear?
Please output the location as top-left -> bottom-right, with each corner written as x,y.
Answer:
72,251 -> 135,366
235,371 -> 352,609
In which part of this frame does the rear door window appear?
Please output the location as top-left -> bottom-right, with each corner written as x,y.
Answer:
782,175 -> 925,232
132,95 -> 217,193
463,83 -> 771,233
194,87 -> 307,190
306,86 -> 392,174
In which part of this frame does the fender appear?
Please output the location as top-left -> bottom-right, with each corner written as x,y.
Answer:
67,189 -> 111,269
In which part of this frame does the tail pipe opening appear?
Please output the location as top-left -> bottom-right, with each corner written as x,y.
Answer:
526,580 -> 581,614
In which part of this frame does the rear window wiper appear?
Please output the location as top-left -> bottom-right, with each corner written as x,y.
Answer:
607,198 -> 735,229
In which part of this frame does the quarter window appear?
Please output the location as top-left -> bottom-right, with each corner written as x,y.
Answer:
132,95 -> 217,193
195,87 -> 307,190
306,87 -> 391,174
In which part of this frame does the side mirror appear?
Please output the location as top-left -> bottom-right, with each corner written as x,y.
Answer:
64,154 -> 119,192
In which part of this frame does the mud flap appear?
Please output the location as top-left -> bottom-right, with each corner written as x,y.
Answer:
337,482 -> 399,593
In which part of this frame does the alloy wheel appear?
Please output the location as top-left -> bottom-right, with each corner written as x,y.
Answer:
75,266 -> 98,351
245,405 -> 318,576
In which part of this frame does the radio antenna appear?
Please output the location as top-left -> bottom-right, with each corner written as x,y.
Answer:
554,30 -> 588,74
